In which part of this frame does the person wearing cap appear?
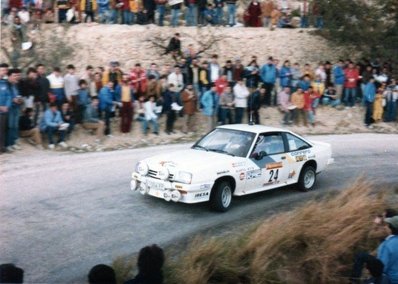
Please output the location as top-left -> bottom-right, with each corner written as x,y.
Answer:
377,215 -> 398,283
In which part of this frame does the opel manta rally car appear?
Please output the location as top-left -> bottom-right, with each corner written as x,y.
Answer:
130,124 -> 334,212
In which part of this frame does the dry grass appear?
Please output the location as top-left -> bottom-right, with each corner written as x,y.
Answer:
114,180 -> 394,284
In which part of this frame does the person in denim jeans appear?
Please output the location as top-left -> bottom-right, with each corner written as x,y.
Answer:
40,103 -> 67,149
363,78 -> 376,127
344,62 -> 360,108
170,2 -> 181,27
97,0 -> 110,22
1,69 -> 23,152
184,0 -> 197,26
225,0 -> 236,26
213,0 -> 223,25
155,0 -> 167,26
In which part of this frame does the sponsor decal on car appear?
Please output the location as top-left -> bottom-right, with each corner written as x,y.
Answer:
200,184 -> 211,190
266,162 -> 283,170
288,170 -> 296,179
159,161 -> 177,167
246,169 -> 262,180
290,149 -> 311,156
239,172 -> 245,180
217,170 -> 230,175
195,192 -> 209,198
295,155 -> 307,162
232,162 -> 246,168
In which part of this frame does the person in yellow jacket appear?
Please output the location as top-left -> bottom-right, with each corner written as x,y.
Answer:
102,62 -> 123,87
291,87 -> 307,126
373,87 -> 384,122
312,75 -> 325,100
80,0 -> 97,22
261,0 -> 274,28
270,8 -> 280,30
129,0 -> 142,24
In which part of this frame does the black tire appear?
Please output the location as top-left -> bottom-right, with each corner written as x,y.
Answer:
210,181 -> 233,212
297,165 -> 316,192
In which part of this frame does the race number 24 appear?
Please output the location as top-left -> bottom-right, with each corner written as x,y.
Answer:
268,169 -> 279,182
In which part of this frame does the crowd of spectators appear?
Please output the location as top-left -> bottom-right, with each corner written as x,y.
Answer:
1,0 -> 324,28
0,45 -> 397,153
0,243 -> 165,283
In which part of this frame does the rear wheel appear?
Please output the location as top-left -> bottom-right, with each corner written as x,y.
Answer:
210,181 -> 233,212
298,166 -> 316,192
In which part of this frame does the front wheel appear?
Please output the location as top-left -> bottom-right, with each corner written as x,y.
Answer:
297,166 -> 316,192
210,181 -> 233,212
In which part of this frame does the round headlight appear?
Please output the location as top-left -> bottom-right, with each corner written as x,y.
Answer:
163,190 -> 171,201
171,190 -> 181,202
136,162 -> 149,176
158,167 -> 169,180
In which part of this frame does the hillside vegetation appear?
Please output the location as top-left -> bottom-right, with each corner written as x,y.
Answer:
113,180 -> 397,283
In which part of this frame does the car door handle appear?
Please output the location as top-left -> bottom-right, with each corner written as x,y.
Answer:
281,156 -> 286,160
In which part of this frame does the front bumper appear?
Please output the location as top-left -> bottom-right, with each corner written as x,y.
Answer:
131,172 -> 213,204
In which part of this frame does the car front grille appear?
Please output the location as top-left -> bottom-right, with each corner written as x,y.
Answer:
147,169 -> 174,180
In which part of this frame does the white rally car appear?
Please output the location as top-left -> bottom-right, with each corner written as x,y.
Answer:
130,124 -> 334,212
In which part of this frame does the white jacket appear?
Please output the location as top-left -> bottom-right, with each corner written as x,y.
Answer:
167,72 -> 184,92
233,84 -> 249,108
144,101 -> 158,121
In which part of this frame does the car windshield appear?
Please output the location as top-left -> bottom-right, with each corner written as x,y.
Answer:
192,128 -> 256,158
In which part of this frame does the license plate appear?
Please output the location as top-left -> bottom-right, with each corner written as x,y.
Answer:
147,179 -> 165,190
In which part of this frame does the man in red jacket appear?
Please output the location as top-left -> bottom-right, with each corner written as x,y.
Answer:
130,63 -> 147,97
344,62 -> 359,108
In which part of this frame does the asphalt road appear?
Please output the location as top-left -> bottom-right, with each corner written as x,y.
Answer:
1,133 -> 398,283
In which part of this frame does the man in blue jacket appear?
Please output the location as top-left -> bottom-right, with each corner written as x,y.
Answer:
260,57 -> 277,106
99,81 -> 118,137
333,60 -> 345,101
0,63 -> 10,153
363,77 -> 376,128
377,216 -> 398,284
40,102 -> 67,149
0,68 -> 23,153
201,84 -> 218,132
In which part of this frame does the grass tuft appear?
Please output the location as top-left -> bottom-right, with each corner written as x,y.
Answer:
114,179 -> 394,284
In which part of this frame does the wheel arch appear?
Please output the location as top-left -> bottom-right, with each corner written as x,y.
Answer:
301,160 -> 317,173
212,176 -> 236,194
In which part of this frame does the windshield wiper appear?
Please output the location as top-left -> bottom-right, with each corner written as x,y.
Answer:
208,148 -> 235,157
193,145 -> 208,151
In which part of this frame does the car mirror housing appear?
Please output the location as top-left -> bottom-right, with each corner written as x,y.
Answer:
252,151 -> 266,160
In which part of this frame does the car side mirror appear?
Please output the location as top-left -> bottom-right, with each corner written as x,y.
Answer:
253,151 -> 266,160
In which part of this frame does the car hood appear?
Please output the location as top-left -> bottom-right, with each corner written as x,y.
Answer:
143,149 -> 239,173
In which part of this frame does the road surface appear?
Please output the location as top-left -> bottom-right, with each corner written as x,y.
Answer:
1,133 -> 398,283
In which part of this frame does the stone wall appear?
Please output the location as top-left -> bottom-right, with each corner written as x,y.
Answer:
1,24 -> 345,69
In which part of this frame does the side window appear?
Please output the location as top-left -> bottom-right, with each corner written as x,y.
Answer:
286,133 -> 311,151
252,133 -> 285,156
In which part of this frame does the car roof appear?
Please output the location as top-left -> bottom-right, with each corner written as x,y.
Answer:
217,124 -> 289,134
